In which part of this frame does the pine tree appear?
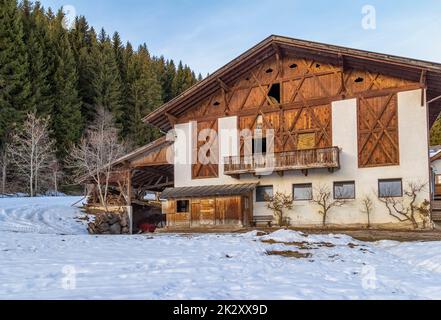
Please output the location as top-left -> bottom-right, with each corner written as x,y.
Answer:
76,26 -> 99,125
120,41 -> 134,139
21,0 -> 53,116
431,117 -> 441,146
50,10 -> 82,160
0,0 -> 31,144
126,44 -> 162,146
162,59 -> 176,103
91,28 -> 123,124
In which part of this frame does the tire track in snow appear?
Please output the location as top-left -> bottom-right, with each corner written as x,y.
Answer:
0,197 -> 88,235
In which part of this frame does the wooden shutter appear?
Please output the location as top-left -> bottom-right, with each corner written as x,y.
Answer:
192,120 -> 219,179
358,94 -> 399,168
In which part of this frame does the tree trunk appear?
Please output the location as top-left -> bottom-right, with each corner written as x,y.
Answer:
54,171 -> 58,196
322,212 -> 327,227
1,160 -> 6,195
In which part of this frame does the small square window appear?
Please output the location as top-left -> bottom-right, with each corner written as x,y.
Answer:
256,186 -> 273,202
334,181 -> 356,200
379,179 -> 403,198
176,200 -> 190,213
293,184 -> 313,201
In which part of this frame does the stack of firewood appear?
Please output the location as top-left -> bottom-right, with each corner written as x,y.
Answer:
87,193 -> 126,207
88,212 -> 130,235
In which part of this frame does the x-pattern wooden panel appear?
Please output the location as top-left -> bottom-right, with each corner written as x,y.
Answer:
192,120 -> 219,179
281,104 -> 332,152
358,94 -> 399,167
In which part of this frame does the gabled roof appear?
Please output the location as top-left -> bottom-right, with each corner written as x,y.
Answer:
144,35 -> 441,131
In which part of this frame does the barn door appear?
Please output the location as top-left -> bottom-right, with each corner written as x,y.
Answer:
199,199 -> 216,226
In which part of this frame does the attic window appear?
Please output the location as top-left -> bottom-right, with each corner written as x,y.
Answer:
355,77 -> 364,83
289,63 -> 298,69
213,101 -> 220,106
316,63 -> 321,68
267,83 -> 281,104
265,68 -> 274,74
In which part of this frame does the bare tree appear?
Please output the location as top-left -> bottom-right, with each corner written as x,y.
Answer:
68,107 -> 126,210
378,182 -> 429,229
361,195 -> 374,229
49,160 -> 63,196
0,142 -> 9,195
7,112 -> 56,197
265,192 -> 293,226
311,185 -> 348,227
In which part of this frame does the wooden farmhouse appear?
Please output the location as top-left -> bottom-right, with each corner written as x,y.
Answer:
84,35 -> 441,232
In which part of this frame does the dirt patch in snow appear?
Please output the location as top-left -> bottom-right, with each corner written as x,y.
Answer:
266,250 -> 312,259
261,239 -> 336,250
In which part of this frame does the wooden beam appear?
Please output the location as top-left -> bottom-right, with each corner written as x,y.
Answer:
420,70 -> 427,107
217,78 -> 230,92
428,95 -> 441,104
165,112 -> 178,126
272,43 -> 283,76
144,181 -> 174,191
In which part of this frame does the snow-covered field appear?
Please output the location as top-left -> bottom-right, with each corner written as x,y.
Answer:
1,197 -> 441,300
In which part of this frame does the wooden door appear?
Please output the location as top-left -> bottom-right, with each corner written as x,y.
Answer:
191,200 -> 201,227
162,200 -> 175,226
200,199 -> 216,226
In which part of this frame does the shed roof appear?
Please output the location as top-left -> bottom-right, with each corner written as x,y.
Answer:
161,183 -> 259,199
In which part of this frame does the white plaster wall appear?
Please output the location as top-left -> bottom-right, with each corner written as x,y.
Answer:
173,89 -> 431,228
174,117 -> 239,188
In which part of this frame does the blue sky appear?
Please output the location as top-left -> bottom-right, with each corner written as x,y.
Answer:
39,0 -> 441,75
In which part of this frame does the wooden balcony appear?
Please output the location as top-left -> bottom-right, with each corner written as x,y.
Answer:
224,147 -> 340,177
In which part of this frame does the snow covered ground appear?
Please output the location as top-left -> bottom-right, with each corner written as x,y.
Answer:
1,197 -> 441,300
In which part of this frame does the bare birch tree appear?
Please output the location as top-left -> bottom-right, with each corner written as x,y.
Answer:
68,107 -> 126,210
8,112 -> 56,197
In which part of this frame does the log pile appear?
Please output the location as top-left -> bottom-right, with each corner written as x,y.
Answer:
88,212 -> 130,235
87,191 -> 126,207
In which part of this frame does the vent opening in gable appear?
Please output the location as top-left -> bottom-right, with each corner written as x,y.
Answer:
265,68 -> 274,74
213,101 -> 221,106
289,63 -> 298,69
355,77 -> 364,83
267,83 -> 281,104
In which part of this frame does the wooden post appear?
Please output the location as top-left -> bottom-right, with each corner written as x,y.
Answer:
127,169 -> 133,235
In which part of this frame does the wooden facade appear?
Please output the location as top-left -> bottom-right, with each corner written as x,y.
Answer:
170,53 -> 421,179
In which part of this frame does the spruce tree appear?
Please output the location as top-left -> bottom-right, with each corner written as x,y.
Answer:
50,10 -> 82,160
22,0 -> 53,116
431,117 -> 441,146
0,0 -> 31,144
91,28 -> 123,124
126,44 -> 162,146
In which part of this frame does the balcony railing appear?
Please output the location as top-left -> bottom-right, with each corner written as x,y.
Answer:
224,147 -> 340,176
